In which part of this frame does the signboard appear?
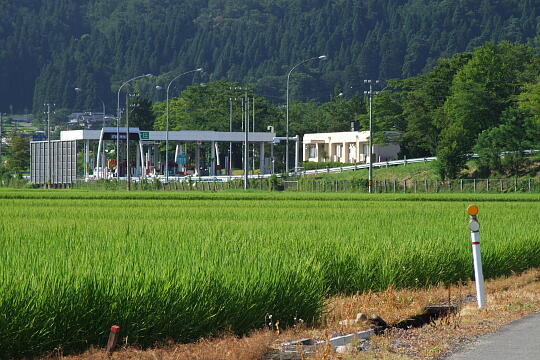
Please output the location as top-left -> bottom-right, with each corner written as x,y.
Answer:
140,131 -> 149,140
102,132 -> 140,141
32,134 -> 47,141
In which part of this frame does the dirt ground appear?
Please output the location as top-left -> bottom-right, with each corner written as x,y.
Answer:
42,268 -> 540,360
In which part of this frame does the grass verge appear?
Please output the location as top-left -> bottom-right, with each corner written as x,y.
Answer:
40,268 -> 540,359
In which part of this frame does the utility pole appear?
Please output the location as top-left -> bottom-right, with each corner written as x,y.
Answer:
244,90 -> 249,189
126,94 -> 130,190
126,93 -> 140,191
229,97 -> 233,175
45,103 -> 54,187
231,86 -> 251,188
117,74 -> 153,181
364,80 -> 379,194
252,96 -> 255,174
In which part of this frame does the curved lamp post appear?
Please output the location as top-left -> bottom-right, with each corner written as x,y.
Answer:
286,55 -> 327,173
74,88 -> 106,126
165,68 -> 203,182
116,74 -> 152,179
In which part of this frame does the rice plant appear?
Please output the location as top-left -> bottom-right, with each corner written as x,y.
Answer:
0,190 -> 539,357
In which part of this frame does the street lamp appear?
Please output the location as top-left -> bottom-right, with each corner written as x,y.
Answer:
74,88 -> 106,127
126,93 -> 140,191
155,85 -> 163,103
364,79 -> 379,194
286,55 -> 327,174
165,68 -> 203,182
116,74 -> 153,179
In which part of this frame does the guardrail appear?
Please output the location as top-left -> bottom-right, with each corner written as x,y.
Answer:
146,156 -> 438,182
298,157 -> 437,176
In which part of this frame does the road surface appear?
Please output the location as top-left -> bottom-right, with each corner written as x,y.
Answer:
445,312 -> 540,360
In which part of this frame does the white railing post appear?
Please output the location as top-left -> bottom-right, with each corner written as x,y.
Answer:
468,205 -> 486,308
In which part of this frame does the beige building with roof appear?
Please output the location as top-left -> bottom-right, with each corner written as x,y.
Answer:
303,131 -> 400,163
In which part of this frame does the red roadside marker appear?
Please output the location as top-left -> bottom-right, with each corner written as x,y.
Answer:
106,325 -> 120,356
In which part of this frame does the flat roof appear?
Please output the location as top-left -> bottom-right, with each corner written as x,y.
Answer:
303,131 -> 370,143
303,131 -> 401,144
60,128 -> 276,143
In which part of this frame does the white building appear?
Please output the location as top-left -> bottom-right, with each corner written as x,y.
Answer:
303,131 -> 400,163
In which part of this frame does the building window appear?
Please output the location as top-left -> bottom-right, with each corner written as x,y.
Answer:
363,144 -> 369,155
308,145 -> 317,158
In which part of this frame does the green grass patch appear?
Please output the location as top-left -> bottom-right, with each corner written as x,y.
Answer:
302,161 -> 439,181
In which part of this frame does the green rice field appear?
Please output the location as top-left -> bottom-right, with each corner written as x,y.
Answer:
0,189 -> 539,357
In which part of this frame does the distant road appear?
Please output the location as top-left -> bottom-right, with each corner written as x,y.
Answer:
444,312 -> 540,360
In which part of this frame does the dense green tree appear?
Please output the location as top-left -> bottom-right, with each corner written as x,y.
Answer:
400,91 -> 436,157
474,108 -> 540,176
518,75 -> 540,124
436,42 -> 540,177
154,81 -> 278,132
396,52 -> 473,157
127,97 -> 155,130
6,132 -> 30,174
2,0 -> 539,114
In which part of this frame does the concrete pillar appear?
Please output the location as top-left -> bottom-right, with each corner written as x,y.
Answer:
258,143 -> 264,175
140,142 -> 145,177
96,131 -> 103,178
294,137 -> 299,173
210,141 -> 216,176
328,138 -> 333,161
195,143 -> 201,176
136,142 -> 141,177
84,140 -> 89,179
215,142 -> 220,166
146,148 -> 150,175
343,142 -> 348,163
174,144 -> 180,166
154,144 -> 158,174
356,136 -> 360,163
270,143 -> 274,174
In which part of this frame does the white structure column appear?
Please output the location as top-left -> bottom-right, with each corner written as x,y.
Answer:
303,143 -> 309,164
259,142 -> 265,175
195,143 -> 201,176
356,136 -> 360,162
294,136 -> 299,172
136,141 -> 141,177
210,141 -> 216,176
96,130 -> 104,178
84,140 -> 89,179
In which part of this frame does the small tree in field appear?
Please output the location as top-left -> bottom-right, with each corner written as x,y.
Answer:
6,131 -> 30,175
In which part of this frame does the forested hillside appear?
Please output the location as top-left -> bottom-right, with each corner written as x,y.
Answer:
1,0 -> 539,114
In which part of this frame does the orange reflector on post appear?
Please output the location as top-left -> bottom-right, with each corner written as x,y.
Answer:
467,205 -> 479,216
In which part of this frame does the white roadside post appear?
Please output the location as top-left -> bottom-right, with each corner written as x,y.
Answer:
468,205 -> 486,308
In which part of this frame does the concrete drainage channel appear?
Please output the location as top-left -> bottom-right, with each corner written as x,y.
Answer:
267,304 -> 457,359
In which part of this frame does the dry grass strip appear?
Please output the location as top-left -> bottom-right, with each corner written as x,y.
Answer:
43,268 -> 540,360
